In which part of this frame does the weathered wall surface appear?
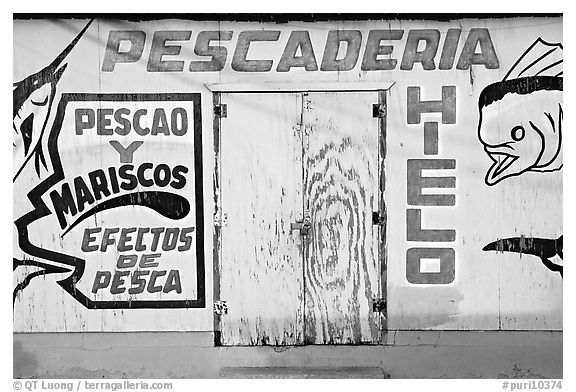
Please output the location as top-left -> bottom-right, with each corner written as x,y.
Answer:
13,331 -> 562,378
13,16 -> 562,335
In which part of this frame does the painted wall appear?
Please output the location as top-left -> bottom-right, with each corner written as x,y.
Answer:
13,331 -> 563,378
13,16 -> 562,333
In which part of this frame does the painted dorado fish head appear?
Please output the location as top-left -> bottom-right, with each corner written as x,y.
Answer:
13,19 -> 93,181
477,38 -> 562,186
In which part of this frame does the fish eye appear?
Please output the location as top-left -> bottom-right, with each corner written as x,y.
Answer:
31,96 -> 49,107
511,125 -> 525,141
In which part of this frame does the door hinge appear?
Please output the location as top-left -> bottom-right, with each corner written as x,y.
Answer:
214,104 -> 227,118
214,212 -> 228,227
372,211 -> 386,226
372,103 -> 386,118
302,92 -> 312,110
372,298 -> 386,313
214,300 -> 228,315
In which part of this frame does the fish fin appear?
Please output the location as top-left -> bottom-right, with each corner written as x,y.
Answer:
531,103 -> 563,171
545,111 -> 555,133
504,38 -> 563,80
539,257 -> 563,278
38,146 -> 48,170
31,143 -> 48,178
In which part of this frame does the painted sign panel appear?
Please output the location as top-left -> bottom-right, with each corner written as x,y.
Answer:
14,92 -> 206,307
14,16 -> 562,333
14,21 -> 208,331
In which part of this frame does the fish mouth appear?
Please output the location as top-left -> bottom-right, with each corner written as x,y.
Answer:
484,146 -> 520,185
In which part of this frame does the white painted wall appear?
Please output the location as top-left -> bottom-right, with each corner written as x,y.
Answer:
13,17 -> 562,332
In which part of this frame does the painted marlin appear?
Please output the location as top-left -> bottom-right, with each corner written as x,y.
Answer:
477,38 -> 562,186
13,19 -> 93,182
483,235 -> 563,277
13,20 -> 93,304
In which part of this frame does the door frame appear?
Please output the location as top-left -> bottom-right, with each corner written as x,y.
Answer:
209,82 -> 393,346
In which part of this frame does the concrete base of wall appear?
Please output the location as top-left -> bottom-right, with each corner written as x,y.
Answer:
14,331 -> 562,379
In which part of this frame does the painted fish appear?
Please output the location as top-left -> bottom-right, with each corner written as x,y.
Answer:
477,38 -> 562,186
483,235 -> 563,277
13,19 -> 93,181
13,20 -> 93,305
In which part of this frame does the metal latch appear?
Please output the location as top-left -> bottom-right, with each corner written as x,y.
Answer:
372,298 -> 386,313
372,103 -> 386,118
372,211 -> 386,226
214,300 -> 228,315
291,215 -> 312,236
214,212 -> 228,227
214,104 -> 227,118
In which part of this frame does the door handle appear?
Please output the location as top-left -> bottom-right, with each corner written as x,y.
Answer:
291,216 -> 311,236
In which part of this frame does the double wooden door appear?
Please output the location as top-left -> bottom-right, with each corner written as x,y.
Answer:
216,91 -> 384,345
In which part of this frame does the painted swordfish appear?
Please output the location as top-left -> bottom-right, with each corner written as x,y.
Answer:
13,20 -> 93,305
13,19 -> 93,182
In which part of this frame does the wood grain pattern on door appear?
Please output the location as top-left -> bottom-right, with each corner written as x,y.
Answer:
219,93 -> 304,345
302,92 -> 381,344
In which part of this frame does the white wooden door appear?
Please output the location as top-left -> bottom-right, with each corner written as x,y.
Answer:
219,91 -> 382,345
302,92 -> 381,344
219,93 -> 305,345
